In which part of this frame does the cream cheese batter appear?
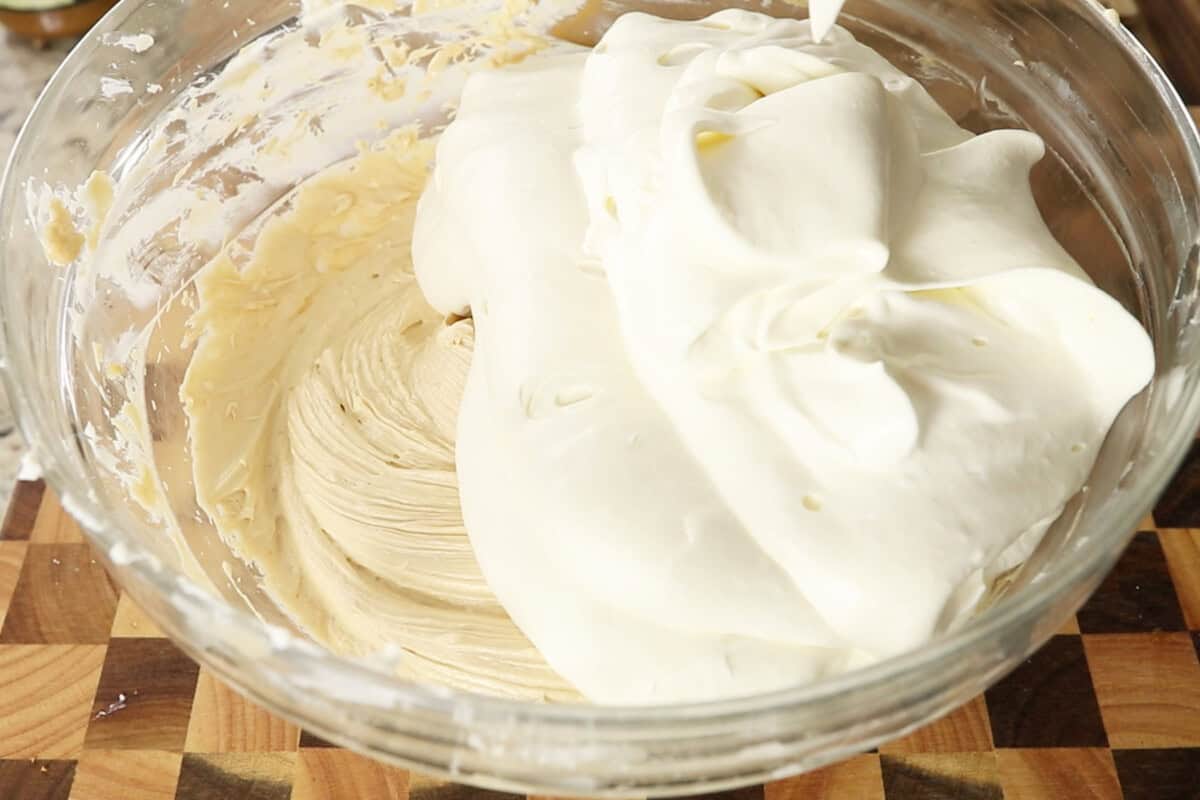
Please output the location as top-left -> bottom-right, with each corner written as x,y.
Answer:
181,130 -> 575,700
68,0 -> 1152,705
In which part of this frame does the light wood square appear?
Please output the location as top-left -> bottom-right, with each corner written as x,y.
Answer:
110,594 -> 165,639
0,645 -> 106,758
184,671 -> 299,753
996,748 -> 1121,800
1084,632 -> 1200,748
879,696 -> 994,754
69,750 -> 182,800
766,754 -> 884,800
294,749 -> 409,800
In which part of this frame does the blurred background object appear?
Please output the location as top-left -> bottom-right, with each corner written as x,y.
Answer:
0,0 -> 118,45
0,10 -> 81,509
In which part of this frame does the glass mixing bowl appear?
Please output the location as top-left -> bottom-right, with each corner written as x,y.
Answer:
2,0 -> 1199,794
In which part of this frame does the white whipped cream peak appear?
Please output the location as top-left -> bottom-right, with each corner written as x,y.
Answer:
413,9 -> 1153,703
808,0 -> 846,42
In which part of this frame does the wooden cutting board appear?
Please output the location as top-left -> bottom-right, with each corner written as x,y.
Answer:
2,465 -> 1200,800
1,5 -> 1200,799
3,382 -> 1200,800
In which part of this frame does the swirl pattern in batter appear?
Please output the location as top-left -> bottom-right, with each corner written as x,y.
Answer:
181,130 -> 575,700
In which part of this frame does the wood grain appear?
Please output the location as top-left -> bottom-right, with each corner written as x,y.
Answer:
68,750 -> 182,800
84,639 -> 201,751
1112,748 -> 1200,800
879,753 -> 1001,800
984,636 -> 1108,749
0,481 -> 45,542
1160,529 -> 1200,630
1076,532 -> 1187,634
29,491 -> 84,544
765,755 -> 885,800
184,671 -> 299,754
879,696 -> 993,754
0,544 -> 119,644
174,753 -> 295,800
408,772 -> 523,800
109,593 -> 166,639
0,759 -> 77,800
996,749 -> 1121,800
293,749 -> 410,800
1084,632 -> 1200,748
0,541 -> 27,630
0,645 -> 107,759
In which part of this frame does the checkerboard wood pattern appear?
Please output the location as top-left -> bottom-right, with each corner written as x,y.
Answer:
2,3 -> 1200,799
4,446 -> 1200,800
3,455 -> 1200,800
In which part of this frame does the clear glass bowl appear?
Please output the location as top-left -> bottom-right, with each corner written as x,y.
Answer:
2,0 -> 1199,794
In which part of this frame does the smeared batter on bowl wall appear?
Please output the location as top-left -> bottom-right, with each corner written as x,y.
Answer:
180,130 -> 575,700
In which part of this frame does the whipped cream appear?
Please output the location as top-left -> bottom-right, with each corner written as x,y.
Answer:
808,0 -> 845,41
414,9 -> 1153,703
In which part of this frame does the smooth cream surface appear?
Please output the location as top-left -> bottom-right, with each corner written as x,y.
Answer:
413,9 -> 1154,702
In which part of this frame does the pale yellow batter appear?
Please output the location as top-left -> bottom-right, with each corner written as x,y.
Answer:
180,130 -> 574,700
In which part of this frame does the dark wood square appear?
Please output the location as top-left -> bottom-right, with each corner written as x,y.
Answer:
1154,439 -> 1200,527
298,729 -> 336,748
1112,747 -> 1200,800
84,638 -> 201,750
0,759 -> 76,800
985,635 -> 1108,748
0,543 -> 119,644
687,786 -> 766,800
174,753 -> 293,800
408,774 -> 524,800
1077,532 -> 1187,634
0,481 -> 45,542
